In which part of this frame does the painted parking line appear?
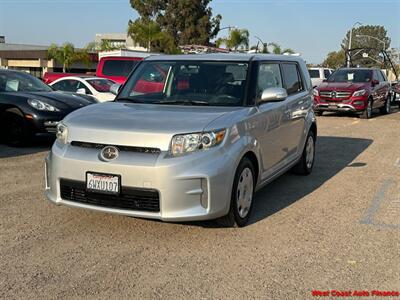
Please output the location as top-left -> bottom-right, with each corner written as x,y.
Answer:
360,180 -> 396,227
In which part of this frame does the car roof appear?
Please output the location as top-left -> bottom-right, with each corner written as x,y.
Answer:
144,53 -> 304,63
52,76 -> 111,81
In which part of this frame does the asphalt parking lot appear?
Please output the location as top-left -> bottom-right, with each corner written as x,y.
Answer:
1,108 -> 399,299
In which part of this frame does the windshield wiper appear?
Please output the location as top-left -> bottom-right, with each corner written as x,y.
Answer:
155,100 -> 209,106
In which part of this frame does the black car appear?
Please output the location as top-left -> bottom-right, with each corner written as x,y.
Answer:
0,69 -> 96,145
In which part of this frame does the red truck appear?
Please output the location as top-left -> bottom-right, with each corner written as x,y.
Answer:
313,68 -> 392,119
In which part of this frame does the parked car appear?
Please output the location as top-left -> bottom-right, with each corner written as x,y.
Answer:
45,54 -> 317,227
50,76 -> 115,102
0,69 -> 95,145
43,72 -> 92,84
96,56 -> 144,84
392,81 -> 400,107
313,68 -> 392,119
308,67 -> 334,88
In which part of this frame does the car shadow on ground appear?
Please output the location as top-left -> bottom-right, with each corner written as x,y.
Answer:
0,135 -> 54,159
192,136 -> 373,228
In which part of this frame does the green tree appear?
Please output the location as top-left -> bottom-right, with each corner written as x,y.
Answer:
128,0 -> 221,53
322,49 -> 346,69
85,40 -> 123,52
128,18 -> 163,52
268,42 -> 294,55
342,25 -> 391,67
47,43 -> 89,73
216,28 -> 249,51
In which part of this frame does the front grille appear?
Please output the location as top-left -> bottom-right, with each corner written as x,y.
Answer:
320,91 -> 351,99
60,179 -> 160,212
71,141 -> 161,154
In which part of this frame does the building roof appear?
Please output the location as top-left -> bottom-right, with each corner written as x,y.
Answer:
0,43 -> 49,51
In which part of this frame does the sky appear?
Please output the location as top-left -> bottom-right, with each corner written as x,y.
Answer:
0,0 -> 399,64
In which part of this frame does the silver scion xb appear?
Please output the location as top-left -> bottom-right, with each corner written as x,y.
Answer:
45,54 -> 317,227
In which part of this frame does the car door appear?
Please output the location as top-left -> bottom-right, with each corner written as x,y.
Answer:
254,62 -> 289,176
281,63 -> 308,159
378,70 -> 390,105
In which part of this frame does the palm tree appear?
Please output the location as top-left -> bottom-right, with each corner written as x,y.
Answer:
47,43 -> 89,73
268,42 -> 295,55
216,28 -> 249,51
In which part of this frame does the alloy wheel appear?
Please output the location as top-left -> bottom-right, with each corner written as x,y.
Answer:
305,135 -> 315,169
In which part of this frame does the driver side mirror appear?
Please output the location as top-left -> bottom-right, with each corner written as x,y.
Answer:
110,83 -> 122,95
76,88 -> 86,95
371,79 -> 379,86
258,87 -> 288,104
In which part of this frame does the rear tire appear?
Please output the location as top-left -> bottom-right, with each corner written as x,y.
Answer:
217,158 -> 255,227
0,108 -> 33,146
292,130 -> 315,175
360,98 -> 373,119
379,95 -> 391,115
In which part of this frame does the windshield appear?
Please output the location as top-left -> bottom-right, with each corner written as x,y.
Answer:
0,71 -> 52,92
86,79 -> 115,92
308,70 -> 320,78
117,61 -> 249,106
328,69 -> 372,83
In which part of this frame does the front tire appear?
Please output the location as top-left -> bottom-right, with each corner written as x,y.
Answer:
292,130 -> 315,175
360,98 -> 373,119
218,158 -> 255,227
0,108 -> 32,146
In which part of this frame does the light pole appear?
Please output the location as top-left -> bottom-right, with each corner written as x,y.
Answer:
254,36 -> 266,53
348,21 -> 362,67
355,34 -> 386,50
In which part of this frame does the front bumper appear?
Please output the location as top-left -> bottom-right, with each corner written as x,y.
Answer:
45,141 -> 237,221
314,97 -> 367,113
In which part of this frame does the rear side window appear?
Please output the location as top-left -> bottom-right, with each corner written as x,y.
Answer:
324,69 -> 331,79
282,63 -> 303,95
308,69 -> 319,78
102,60 -> 139,77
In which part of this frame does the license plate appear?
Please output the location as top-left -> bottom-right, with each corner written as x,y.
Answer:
328,104 -> 338,110
86,172 -> 120,194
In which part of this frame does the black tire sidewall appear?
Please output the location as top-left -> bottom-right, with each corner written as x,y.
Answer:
1,109 -> 30,146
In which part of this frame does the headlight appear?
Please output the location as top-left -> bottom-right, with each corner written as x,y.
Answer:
27,99 -> 60,112
170,129 -> 226,156
352,89 -> 367,97
56,122 -> 68,144
312,89 -> 319,97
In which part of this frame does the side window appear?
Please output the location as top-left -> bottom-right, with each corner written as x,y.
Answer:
324,69 -> 331,79
281,63 -> 303,95
55,80 -> 79,92
51,81 -> 63,91
256,63 -> 283,98
379,70 -> 387,82
77,82 -> 92,94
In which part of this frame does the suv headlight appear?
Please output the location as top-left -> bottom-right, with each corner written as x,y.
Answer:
28,99 -> 60,112
352,89 -> 367,97
170,129 -> 226,156
312,89 -> 319,97
56,122 -> 68,144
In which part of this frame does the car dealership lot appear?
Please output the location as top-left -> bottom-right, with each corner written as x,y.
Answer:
1,110 -> 399,299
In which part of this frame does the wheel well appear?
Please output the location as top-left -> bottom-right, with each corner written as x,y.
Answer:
242,151 -> 259,184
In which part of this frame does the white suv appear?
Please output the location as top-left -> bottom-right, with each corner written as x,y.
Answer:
308,67 -> 334,88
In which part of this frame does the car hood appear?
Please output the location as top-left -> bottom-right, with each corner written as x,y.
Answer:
64,102 -> 241,150
318,82 -> 368,91
15,91 -> 94,109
